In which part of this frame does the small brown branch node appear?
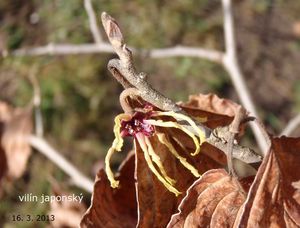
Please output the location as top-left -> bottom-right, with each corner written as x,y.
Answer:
107,59 -> 132,89
227,106 -> 247,176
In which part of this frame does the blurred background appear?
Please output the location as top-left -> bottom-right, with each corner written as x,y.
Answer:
0,0 -> 300,227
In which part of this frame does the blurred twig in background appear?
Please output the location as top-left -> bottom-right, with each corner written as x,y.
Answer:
28,65 -> 43,137
83,0 -> 103,44
28,135 -> 93,193
221,0 -> 269,154
281,114 -> 300,136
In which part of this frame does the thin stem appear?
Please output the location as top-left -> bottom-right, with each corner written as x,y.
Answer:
227,106 -> 246,176
281,114 -> 300,136
149,46 -> 223,63
28,65 -> 43,137
6,44 -> 223,64
101,12 -> 182,113
8,43 -> 114,56
84,0 -> 103,44
222,0 -> 269,155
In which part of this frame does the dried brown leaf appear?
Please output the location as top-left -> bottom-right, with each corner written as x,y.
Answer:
182,93 -> 240,117
0,101 -> 32,180
236,137 -> 300,227
80,152 -> 137,228
167,169 -> 246,228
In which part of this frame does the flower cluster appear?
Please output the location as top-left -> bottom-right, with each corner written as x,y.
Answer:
105,107 -> 206,196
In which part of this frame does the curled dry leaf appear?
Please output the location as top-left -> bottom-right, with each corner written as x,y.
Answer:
81,152 -> 137,228
236,137 -> 300,227
167,169 -> 246,228
181,93 -> 241,117
49,188 -> 87,228
0,101 -> 32,180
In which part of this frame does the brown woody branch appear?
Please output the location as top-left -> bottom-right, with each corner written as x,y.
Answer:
101,12 -> 262,166
101,13 -> 181,113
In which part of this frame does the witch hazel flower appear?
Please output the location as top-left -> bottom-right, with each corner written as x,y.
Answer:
105,106 -> 206,196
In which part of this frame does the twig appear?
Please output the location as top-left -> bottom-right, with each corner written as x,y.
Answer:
101,12 -> 213,137
206,130 -> 262,164
9,43 -> 114,56
28,135 -> 94,193
5,44 -> 223,64
102,12 -> 262,165
148,46 -> 223,63
253,117 -> 271,147
281,114 -> 300,136
107,59 -> 132,89
227,106 -> 246,176
28,65 -> 43,137
221,0 -> 269,155
101,12 -> 181,113
84,0 -> 103,44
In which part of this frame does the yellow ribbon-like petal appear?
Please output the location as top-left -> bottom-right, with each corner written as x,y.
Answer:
152,111 -> 206,155
144,137 -> 176,185
157,133 -> 200,177
105,113 -> 131,188
145,119 -> 201,156
136,133 -> 181,196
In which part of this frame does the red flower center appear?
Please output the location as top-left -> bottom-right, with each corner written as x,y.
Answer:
120,112 -> 155,137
